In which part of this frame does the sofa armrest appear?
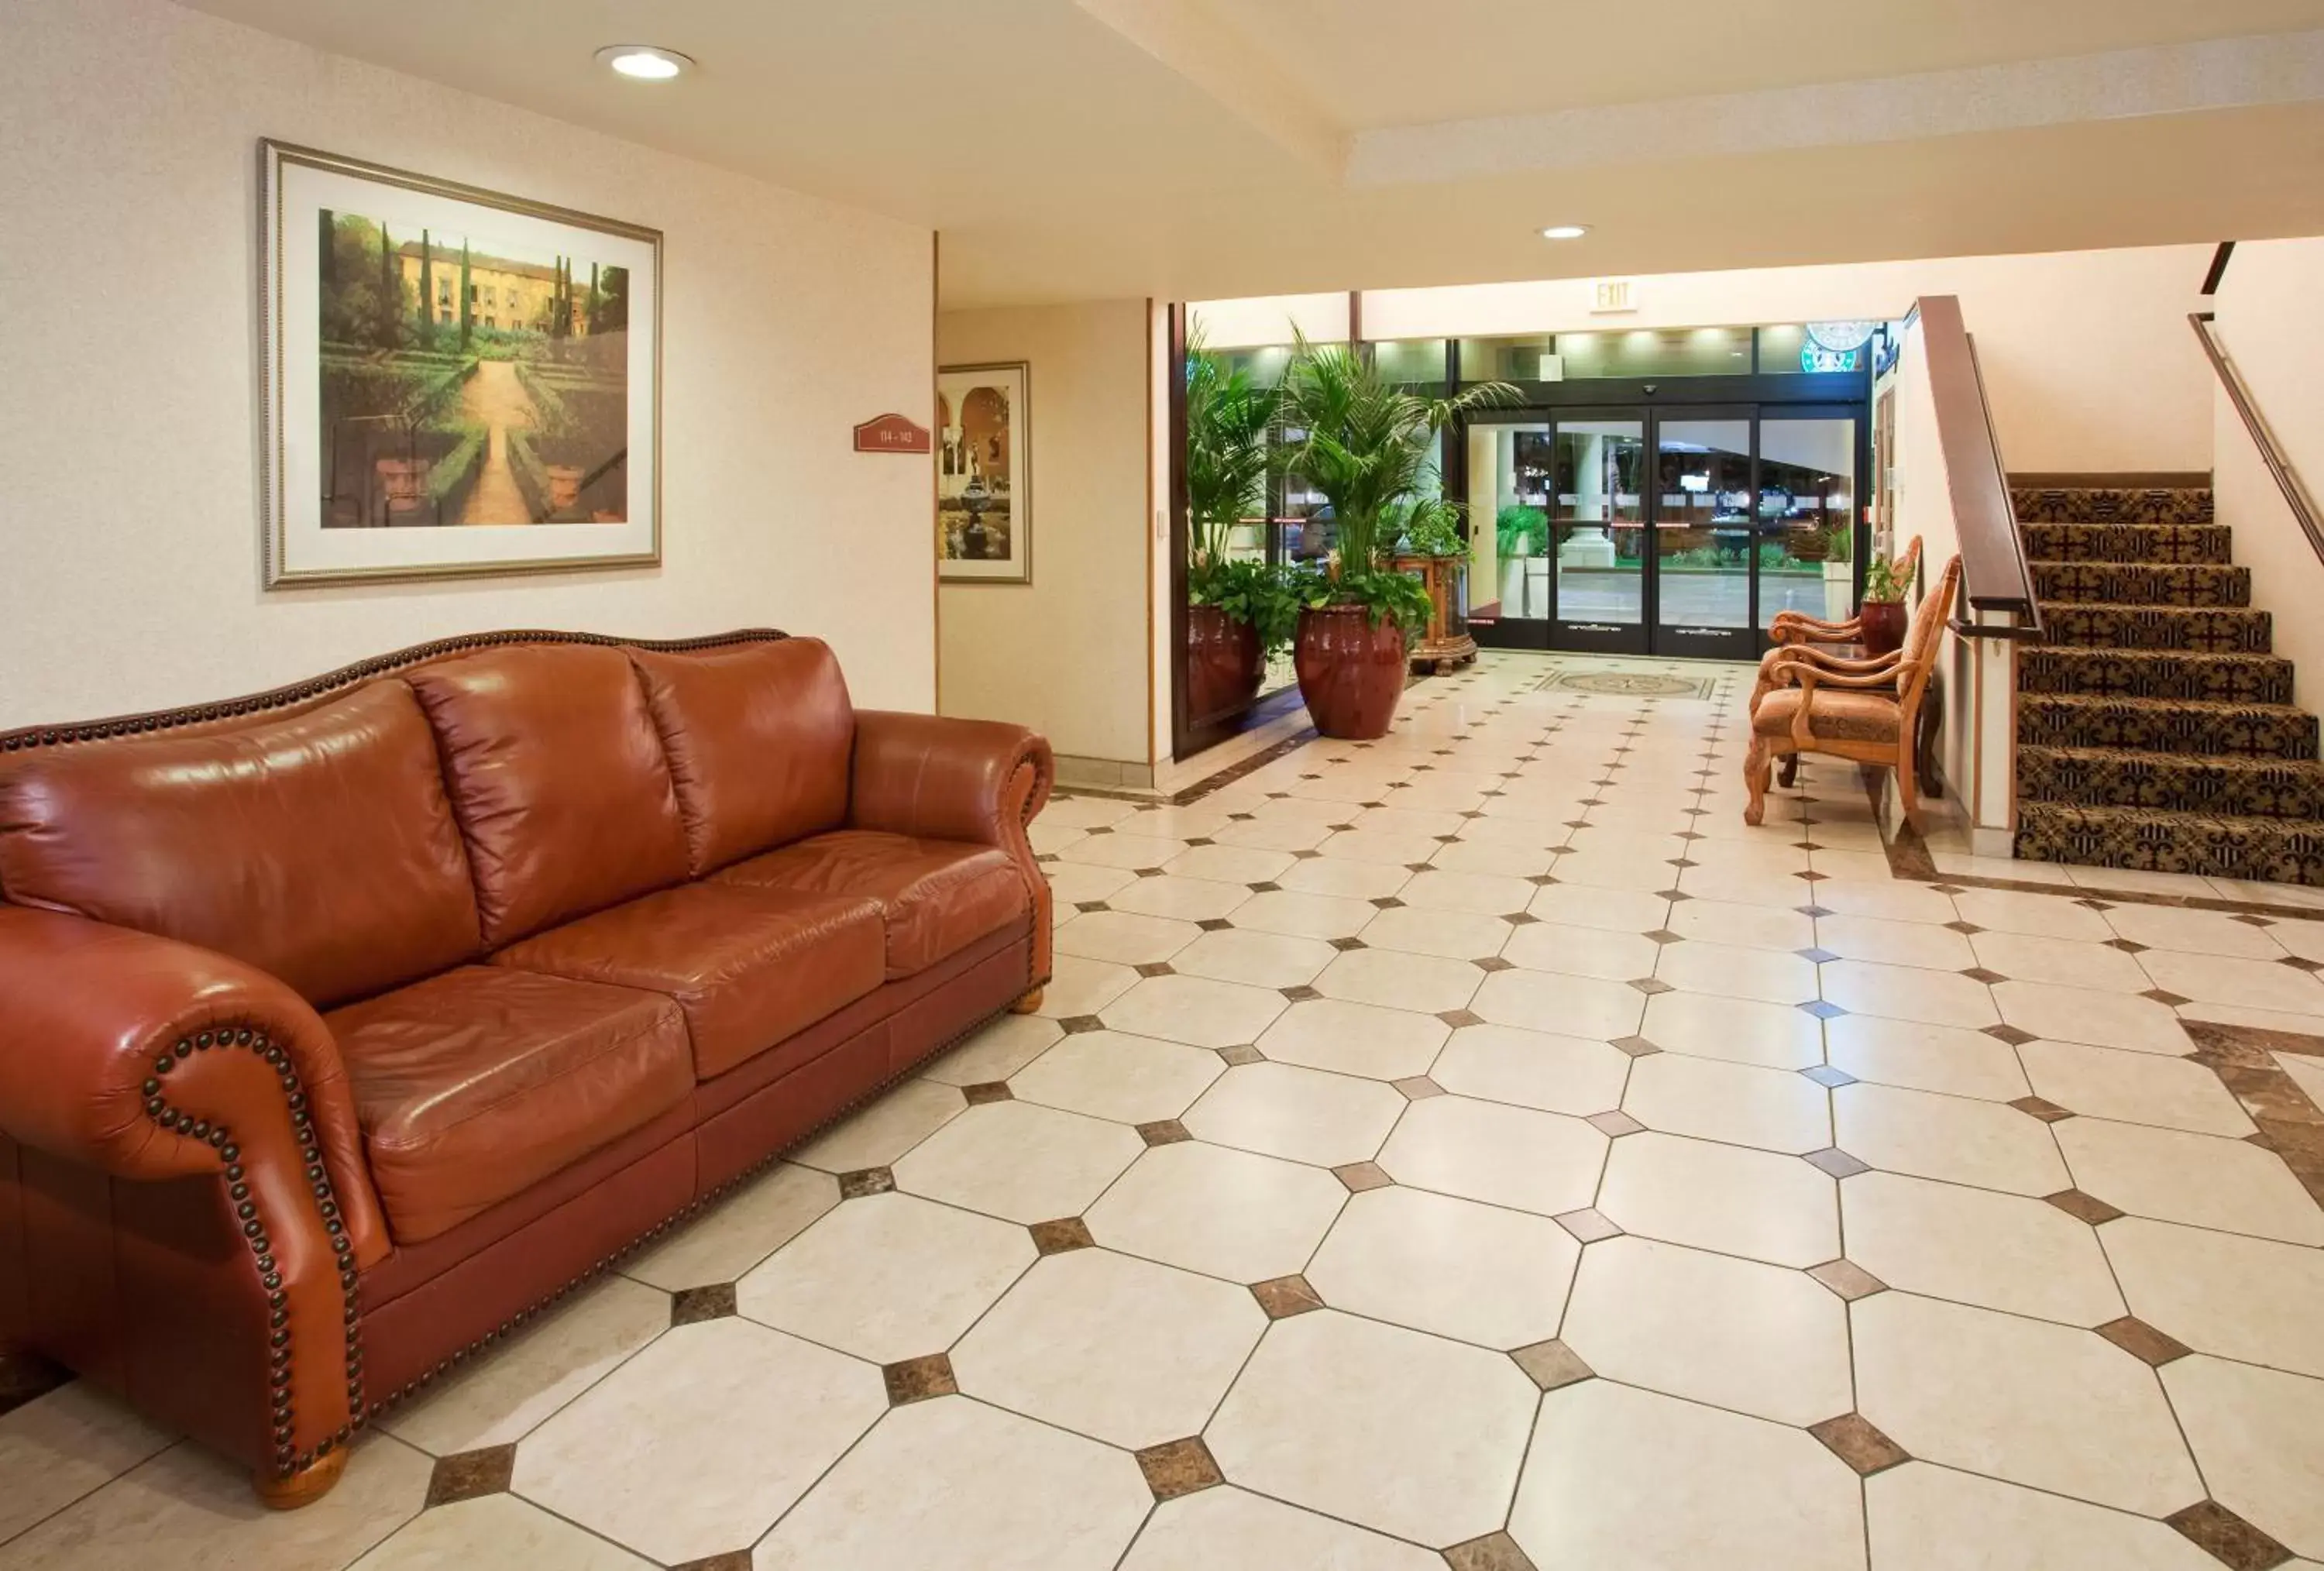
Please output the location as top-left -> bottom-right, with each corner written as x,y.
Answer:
848,711 -> 1054,847
0,905 -> 386,1479
848,711 -> 1056,989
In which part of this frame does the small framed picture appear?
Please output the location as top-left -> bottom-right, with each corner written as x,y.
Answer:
936,361 -> 1030,583
258,139 -> 662,586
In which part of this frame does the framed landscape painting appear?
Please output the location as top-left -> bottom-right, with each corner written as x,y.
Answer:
937,361 -> 1030,583
259,140 -> 662,586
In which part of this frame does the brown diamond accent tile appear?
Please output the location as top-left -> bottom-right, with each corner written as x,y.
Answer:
1799,904 -> 1834,919
881,1352 -> 959,1406
1659,889 -> 1693,902
1808,1414 -> 1909,1477
1529,874 -> 1560,886
1807,1260 -> 1888,1301
1804,1147 -> 1872,1179
2044,1188 -> 2126,1225
1136,962 -> 1177,978
1030,1216 -> 1095,1254
1280,984 -> 1322,1002
1611,1036 -> 1661,1058
1508,911 -> 1541,925
2009,1095 -> 2075,1123
1798,947 -> 1841,964
1075,900 -> 1112,914
1138,1119 -> 1192,1146
1198,917 -> 1232,932
1135,1436 -> 1225,1502
1371,896 -> 1407,909
1292,851 -> 1324,861
2096,1315 -> 2194,1367
670,1284 -> 738,1325
1085,825 -> 1116,835
838,1167 -> 895,1199
962,1081 -> 1016,1105
1184,837 -> 1215,847
1983,1023 -> 2039,1046
1960,967 -> 2009,985
2232,913 -> 2276,927
1474,955 -> 1516,972
1800,1000 -> 1848,1020
1801,1065 -> 1857,1088
425,1443 -> 517,1507
1248,881 -> 1282,893
1628,977 -> 1675,995
1587,1109 -> 1646,1137
1219,1043 -> 1266,1066
1553,1207 -> 1622,1244
1510,1338 -> 1595,1391
1250,1274 -> 1325,1318
2166,1501 -> 2296,1570
1332,1160 -> 1394,1192
2071,897 -> 2114,912
1061,1015 -> 1106,1033
2144,988 -> 2194,1007
1330,937 -> 1370,951
2103,937 -> 2150,954
670,1553 -> 755,1571
1444,1530 -> 1542,1571
2284,955 -> 2324,973
1439,1008 -> 1486,1028
1796,870 -> 1831,882
1644,929 -> 1685,945
1392,1076 -> 1447,1101
1136,867 -> 1166,878
1944,919 -> 1984,934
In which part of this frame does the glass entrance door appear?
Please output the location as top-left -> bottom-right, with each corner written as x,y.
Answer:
1547,417 -> 1648,652
1652,414 -> 1756,660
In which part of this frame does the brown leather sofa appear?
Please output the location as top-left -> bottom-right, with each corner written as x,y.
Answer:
0,629 -> 1052,1507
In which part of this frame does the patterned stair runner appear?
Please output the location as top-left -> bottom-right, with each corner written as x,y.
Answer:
2011,483 -> 2324,884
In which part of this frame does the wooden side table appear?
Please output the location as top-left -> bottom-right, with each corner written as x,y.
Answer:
1392,554 -> 1478,675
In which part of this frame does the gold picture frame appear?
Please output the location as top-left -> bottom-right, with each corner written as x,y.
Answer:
258,140 -> 664,586
936,360 -> 1031,583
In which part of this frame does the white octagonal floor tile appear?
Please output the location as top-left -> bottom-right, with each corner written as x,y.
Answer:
2054,1116 -> 2324,1245
1839,1171 -> 2124,1328
735,1190 -> 1037,1363
1511,1379 -> 1866,1571
1304,1184 -> 1580,1349
2161,1355 -> 2324,1561
922,1013 -> 1065,1088
1312,947 -> 1483,1015
1256,998 -> 1448,1081
1865,1461 -> 2228,1571
1205,1309 -> 1540,1549
1427,1023 -> 1631,1116
1851,1291 -> 2202,1517
1180,1060 -> 1408,1168
1832,1082 -> 2068,1196
0,1384 -> 172,1549
1099,974 -> 1289,1049
1596,1130 -> 1839,1267
1376,1094 -> 1607,1215
754,1394 -> 1152,1571
792,1078 -> 966,1172
1470,968 -> 1647,1041
1167,927 -> 1336,989
1621,1052 -> 1832,1154
1822,1016 -> 2032,1102
1559,1236 -> 1853,1425
1638,988 -> 1825,1070
2101,1215 -> 2324,1378
1006,1029 -> 1223,1125
950,1247 -> 1265,1449
892,1101 -> 1144,1225
1119,1485 -> 1439,1571
1085,1140 -> 1349,1284
514,1317 -> 886,1566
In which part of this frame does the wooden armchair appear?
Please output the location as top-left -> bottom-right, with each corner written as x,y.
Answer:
1765,535 -> 1921,651
1744,555 -> 1961,829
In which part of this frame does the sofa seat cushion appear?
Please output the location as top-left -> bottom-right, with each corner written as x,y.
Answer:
328,967 -> 693,1245
492,882 -> 887,1079
716,830 -> 1029,979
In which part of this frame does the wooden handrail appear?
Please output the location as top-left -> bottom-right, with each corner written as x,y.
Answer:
1916,296 -> 2043,642
2192,311 -> 2324,572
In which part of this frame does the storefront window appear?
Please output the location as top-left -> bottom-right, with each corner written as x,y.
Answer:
1372,338 -> 1448,388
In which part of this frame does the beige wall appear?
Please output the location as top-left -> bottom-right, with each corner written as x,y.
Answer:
2211,238 -> 2324,709
0,0 -> 935,728
1208,245 -> 2217,474
937,301 -> 1154,774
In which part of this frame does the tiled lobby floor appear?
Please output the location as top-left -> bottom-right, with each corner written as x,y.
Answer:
6,651 -> 2324,1570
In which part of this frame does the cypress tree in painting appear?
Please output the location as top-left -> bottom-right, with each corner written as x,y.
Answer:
459,238 -> 472,351
377,222 -> 396,349
418,230 -> 433,348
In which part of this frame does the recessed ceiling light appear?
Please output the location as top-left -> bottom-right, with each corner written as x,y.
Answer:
1540,224 -> 1591,241
596,45 -> 693,81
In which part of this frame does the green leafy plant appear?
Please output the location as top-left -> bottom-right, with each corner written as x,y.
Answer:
1184,326 -> 1284,572
1293,565 -> 1434,631
1863,550 -> 1913,603
1496,504 -> 1549,559
1188,556 -> 1304,657
1827,523 -> 1855,564
1387,493 -> 1466,558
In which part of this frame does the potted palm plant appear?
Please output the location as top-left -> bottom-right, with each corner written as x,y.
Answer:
1275,336 -> 1514,737
1820,521 -> 1855,620
1859,548 -> 1913,657
1185,332 -> 1299,723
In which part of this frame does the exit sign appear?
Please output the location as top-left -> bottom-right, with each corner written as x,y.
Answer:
1590,278 -> 1638,314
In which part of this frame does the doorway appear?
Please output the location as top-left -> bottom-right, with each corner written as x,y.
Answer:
1468,404 -> 1861,659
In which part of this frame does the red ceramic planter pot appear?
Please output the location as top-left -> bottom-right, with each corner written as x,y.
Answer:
1184,605 -> 1264,724
1860,599 -> 1909,658
1294,604 -> 1408,740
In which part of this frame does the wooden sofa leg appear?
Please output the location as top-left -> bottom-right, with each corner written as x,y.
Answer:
1008,988 -> 1045,1016
253,1449 -> 347,1511
1742,738 -> 1772,827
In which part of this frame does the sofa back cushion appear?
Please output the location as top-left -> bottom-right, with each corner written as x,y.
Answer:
0,682 -> 482,1008
630,638 -> 854,875
406,644 -> 690,947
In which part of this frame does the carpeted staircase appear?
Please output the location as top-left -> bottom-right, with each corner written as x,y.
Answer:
2009,481 -> 2324,885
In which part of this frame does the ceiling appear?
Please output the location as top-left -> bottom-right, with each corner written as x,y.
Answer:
183,0 -> 2324,308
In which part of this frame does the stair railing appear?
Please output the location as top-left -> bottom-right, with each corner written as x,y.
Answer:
1916,296 -> 2043,643
2192,311 -> 2324,571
